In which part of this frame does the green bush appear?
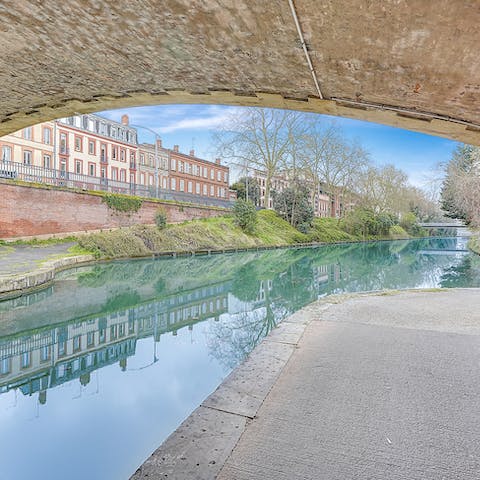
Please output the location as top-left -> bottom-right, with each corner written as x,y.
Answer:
233,199 -> 258,234
102,193 -> 143,214
155,208 -> 167,230
342,208 -> 397,237
272,182 -> 314,230
389,225 -> 409,239
399,212 -> 417,233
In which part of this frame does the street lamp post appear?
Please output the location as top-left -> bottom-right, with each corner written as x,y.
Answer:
130,123 -> 160,198
229,159 -> 251,202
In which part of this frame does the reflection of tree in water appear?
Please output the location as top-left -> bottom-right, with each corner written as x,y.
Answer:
206,304 -> 281,370
208,255 -> 318,369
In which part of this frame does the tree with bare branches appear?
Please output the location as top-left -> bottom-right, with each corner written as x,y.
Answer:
215,107 -> 307,208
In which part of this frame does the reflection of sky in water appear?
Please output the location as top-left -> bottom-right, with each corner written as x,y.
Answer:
0,237 -> 478,480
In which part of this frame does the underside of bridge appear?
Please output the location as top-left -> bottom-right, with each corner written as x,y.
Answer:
0,1 -> 479,143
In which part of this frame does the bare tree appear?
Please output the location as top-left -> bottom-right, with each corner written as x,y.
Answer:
441,145 -> 480,226
215,107 -> 306,208
300,120 -> 370,216
356,164 -> 410,214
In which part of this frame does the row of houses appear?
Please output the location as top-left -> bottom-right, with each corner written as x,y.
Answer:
0,111 -> 346,217
250,168 -> 345,218
0,113 -> 236,206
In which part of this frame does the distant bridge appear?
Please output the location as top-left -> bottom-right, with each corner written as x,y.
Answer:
419,221 -> 467,228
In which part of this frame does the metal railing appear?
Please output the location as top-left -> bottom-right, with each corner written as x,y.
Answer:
0,160 -> 234,209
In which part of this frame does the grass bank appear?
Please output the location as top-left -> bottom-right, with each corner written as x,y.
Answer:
76,210 -> 412,259
468,234 -> 480,255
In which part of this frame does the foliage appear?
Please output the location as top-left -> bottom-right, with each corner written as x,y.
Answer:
399,212 -> 417,233
233,199 -> 258,233
154,207 -> 167,230
102,193 -> 143,214
440,145 -> 480,225
304,217 -> 357,243
272,181 -> 314,230
0,235 -> 78,246
341,208 -> 397,237
230,177 -> 261,206
468,235 -> 480,256
398,211 -> 426,236
388,225 -> 409,239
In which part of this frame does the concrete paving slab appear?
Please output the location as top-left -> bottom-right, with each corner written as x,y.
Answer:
263,320 -> 307,345
203,341 -> 295,419
131,406 -> 247,480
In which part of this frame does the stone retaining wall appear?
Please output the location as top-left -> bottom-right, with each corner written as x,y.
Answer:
0,182 -> 226,238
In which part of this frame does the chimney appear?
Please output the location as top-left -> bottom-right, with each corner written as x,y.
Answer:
156,138 -> 162,148
121,114 -> 129,126
173,145 -> 179,152
215,158 -> 221,165
189,149 -> 195,157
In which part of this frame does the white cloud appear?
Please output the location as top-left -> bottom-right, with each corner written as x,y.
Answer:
156,107 -> 237,134
99,105 -> 240,135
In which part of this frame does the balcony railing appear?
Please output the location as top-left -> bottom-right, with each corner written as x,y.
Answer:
0,160 -> 234,209
59,146 -> 69,155
100,155 -> 108,163
129,162 -> 137,170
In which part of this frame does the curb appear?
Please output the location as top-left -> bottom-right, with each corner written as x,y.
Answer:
0,254 -> 96,300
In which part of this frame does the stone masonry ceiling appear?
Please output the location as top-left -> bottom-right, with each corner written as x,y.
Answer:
0,0 -> 479,144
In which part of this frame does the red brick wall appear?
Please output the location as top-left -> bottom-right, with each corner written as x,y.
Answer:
0,182 -> 226,238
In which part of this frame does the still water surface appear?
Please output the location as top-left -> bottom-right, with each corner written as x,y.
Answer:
0,237 -> 478,479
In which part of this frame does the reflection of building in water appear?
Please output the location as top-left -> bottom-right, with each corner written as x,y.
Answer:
0,257 -> 343,406
314,264 -> 342,286
0,282 -> 230,403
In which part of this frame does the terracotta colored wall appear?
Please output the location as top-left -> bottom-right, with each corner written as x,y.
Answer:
0,182 -> 226,238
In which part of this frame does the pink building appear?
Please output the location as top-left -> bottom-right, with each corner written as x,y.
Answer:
0,113 -> 234,207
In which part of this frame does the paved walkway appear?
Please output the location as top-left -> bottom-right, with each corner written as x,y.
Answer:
0,243 -> 74,276
133,289 -> 480,480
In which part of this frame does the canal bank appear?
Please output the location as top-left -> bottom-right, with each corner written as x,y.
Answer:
132,288 -> 480,480
0,233 -> 432,300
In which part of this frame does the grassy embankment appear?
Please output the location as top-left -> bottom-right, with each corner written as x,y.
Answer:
468,234 -> 480,255
75,210 -> 411,259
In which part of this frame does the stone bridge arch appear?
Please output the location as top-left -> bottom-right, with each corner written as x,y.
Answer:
0,0 -> 479,144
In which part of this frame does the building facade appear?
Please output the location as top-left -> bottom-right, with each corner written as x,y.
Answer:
0,113 -> 233,206
251,168 -> 345,218
168,147 -> 230,200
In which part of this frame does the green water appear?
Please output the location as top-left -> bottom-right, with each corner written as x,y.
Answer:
0,237 -> 478,479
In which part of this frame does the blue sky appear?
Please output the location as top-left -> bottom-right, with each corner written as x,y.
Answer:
100,104 -> 459,189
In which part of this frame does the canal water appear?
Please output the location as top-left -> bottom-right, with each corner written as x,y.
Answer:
0,237 -> 478,479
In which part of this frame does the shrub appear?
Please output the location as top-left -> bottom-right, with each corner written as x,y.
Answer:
272,182 -> 314,230
102,193 -> 143,214
155,207 -> 167,230
342,208 -> 397,237
233,199 -> 257,234
399,212 -> 417,233
389,225 -> 409,239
